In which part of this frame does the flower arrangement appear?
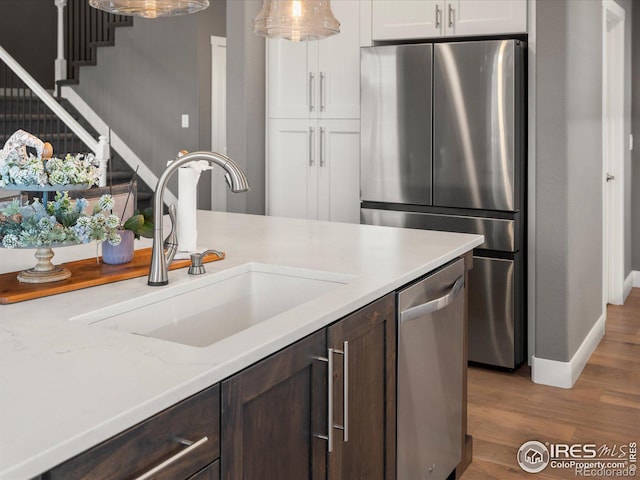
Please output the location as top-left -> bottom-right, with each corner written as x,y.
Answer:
0,151 -> 99,188
45,153 -> 99,186
0,192 -> 121,248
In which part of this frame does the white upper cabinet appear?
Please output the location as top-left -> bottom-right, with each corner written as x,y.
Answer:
372,0 -> 527,41
267,0 -> 361,119
451,0 -> 527,36
267,40 -> 310,119
372,0 -> 443,40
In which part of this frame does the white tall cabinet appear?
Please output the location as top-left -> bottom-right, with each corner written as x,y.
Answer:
266,0 -> 361,223
266,0 -> 527,222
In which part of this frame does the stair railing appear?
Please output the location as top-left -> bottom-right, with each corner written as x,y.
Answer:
56,0 -> 133,85
54,0 -> 67,85
0,45 -> 109,186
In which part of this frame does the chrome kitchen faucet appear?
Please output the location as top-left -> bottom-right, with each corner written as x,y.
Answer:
148,151 -> 250,286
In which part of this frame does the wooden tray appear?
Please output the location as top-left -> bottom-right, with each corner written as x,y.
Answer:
0,248 -> 224,305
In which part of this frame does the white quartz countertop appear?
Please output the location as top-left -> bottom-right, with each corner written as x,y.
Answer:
0,211 -> 482,479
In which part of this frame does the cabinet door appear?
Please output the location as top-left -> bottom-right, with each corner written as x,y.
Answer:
317,119 -> 360,224
221,331 -> 327,480
327,294 -> 397,480
317,0 -> 361,119
267,119 -> 319,219
372,0 -> 443,40
267,39 -> 313,119
447,0 -> 527,36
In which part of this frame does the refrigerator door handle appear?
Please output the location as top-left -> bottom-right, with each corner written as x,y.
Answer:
400,275 -> 464,324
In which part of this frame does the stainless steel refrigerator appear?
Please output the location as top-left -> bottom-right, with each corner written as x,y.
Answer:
360,39 -> 526,370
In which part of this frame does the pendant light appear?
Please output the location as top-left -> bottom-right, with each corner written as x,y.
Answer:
88,0 -> 209,19
253,0 -> 340,42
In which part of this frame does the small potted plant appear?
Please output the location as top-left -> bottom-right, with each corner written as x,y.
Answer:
101,206 -> 154,265
100,171 -> 154,265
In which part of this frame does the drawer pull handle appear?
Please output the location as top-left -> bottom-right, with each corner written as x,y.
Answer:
133,436 -> 209,480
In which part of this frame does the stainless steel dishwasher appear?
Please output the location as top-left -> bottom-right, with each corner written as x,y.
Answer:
397,258 -> 465,480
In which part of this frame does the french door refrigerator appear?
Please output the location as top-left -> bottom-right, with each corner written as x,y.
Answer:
360,39 -> 526,370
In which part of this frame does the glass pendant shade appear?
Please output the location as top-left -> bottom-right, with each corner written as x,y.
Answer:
88,0 -> 209,18
253,0 -> 340,41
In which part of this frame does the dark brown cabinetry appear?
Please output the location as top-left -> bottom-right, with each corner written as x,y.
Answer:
221,294 -> 396,480
188,461 -> 220,480
327,294 -> 396,480
40,293 -> 402,480
44,384 -> 220,480
221,330 -> 328,480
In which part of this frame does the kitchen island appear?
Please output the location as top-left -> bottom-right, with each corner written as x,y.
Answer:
0,211 -> 482,479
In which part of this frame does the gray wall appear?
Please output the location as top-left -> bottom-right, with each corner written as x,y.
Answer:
633,4 -> 640,271
535,0 -> 604,361
0,0 -> 56,89
72,1 -> 226,209
226,0 -> 265,215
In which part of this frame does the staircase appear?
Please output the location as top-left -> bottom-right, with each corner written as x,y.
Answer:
57,1 -> 133,86
0,1 -> 153,211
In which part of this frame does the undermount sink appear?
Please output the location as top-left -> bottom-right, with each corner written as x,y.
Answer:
71,263 -> 353,347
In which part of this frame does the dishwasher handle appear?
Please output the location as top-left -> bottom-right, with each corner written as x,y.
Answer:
400,275 -> 465,324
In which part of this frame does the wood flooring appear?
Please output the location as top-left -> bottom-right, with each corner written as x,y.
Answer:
460,288 -> 640,479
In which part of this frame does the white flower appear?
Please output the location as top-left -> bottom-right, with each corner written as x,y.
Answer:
1,234 -> 20,248
97,195 -> 114,212
48,170 -> 68,185
106,214 -> 120,229
106,231 -> 122,246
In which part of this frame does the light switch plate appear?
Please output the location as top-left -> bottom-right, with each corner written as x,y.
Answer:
181,114 -> 189,128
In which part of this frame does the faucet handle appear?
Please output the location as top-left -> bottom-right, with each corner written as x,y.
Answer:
188,249 -> 224,275
164,204 -> 178,266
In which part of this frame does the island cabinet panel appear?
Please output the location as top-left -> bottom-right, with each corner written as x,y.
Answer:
220,294 -> 396,480
44,385 -> 220,480
328,293 -> 396,480
221,330 -> 328,480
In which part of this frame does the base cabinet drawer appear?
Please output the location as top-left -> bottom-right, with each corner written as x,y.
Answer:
44,385 -> 220,480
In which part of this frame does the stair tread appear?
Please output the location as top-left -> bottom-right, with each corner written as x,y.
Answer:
72,60 -> 97,67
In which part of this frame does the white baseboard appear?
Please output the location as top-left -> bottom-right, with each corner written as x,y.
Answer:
623,271 -> 635,302
633,271 -> 640,288
60,86 -> 177,206
531,313 -> 605,389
